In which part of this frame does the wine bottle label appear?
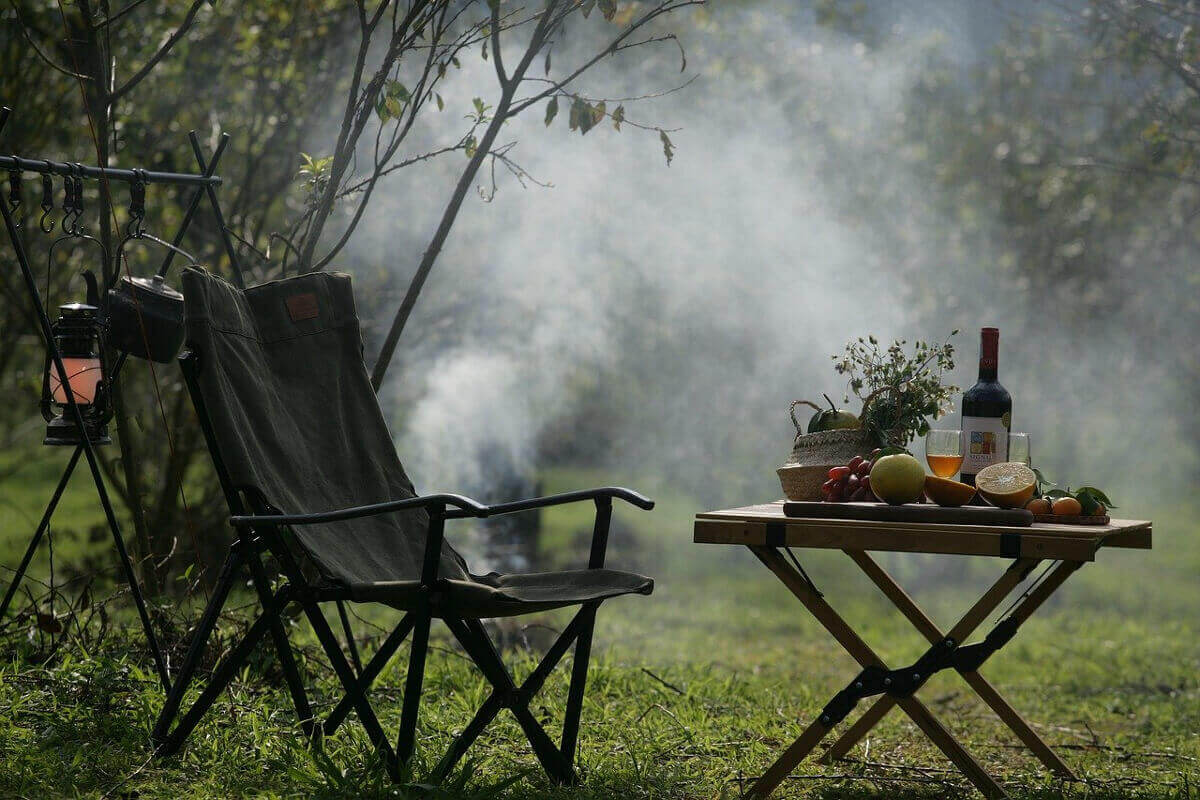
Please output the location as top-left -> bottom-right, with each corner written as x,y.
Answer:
961,415 -> 1010,475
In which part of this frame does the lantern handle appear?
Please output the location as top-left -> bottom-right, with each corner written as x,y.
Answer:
46,230 -> 110,301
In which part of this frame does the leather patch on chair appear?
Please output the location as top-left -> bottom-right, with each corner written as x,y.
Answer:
286,292 -> 319,322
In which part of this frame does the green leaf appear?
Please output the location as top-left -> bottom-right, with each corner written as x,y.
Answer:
464,135 -> 477,159
611,104 -> 625,131
436,93 -> 444,111
1076,486 -> 1117,509
544,95 -> 558,126
660,129 -> 675,165
581,0 -> 595,18
1076,491 -> 1101,516
569,97 -> 588,132
578,100 -> 597,134
591,100 -> 606,128
598,0 -> 617,21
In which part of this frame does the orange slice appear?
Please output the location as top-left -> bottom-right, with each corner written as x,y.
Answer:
924,475 -> 977,507
975,462 -> 1037,509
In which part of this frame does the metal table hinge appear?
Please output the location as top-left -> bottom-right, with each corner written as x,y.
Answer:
1000,532 -> 1022,558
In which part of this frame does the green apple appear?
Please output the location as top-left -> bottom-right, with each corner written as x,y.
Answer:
869,454 -> 926,505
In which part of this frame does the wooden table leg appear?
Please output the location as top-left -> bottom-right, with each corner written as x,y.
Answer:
826,552 -> 1080,780
823,553 -> 1036,763
747,546 -> 1005,800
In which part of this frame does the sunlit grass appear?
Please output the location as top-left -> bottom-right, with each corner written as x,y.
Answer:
1,463 -> 1197,798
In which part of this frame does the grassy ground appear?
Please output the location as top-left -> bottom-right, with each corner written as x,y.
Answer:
0,463 -> 1197,798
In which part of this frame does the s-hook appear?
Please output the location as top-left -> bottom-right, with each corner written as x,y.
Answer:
39,170 -> 55,234
126,168 -> 147,238
6,165 -> 21,227
71,166 -> 85,236
59,166 -> 77,235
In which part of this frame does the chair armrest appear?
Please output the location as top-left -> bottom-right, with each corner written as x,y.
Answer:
443,486 -> 655,519
228,492 -> 489,528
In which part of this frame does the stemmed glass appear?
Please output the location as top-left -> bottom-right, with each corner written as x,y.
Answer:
924,429 -> 964,479
1008,432 -> 1031,466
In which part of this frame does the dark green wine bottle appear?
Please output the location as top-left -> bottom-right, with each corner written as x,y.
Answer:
960,327 -> 1011,487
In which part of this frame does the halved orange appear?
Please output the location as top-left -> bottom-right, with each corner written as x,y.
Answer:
975,462 -> 1037,509
924,475 -> 977,507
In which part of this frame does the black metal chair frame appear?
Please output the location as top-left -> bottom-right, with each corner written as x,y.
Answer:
152,348 -> 655,783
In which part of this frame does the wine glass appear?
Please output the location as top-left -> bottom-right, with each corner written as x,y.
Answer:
924,429 -> 964,478
1008,432 -> 1031,466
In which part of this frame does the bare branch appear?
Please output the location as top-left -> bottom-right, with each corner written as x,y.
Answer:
8,0 -> 93,81
507,0 -> 704,117
111,0 -> 205,100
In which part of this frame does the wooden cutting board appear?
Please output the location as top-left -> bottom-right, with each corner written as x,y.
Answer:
783,501 -> 1034,527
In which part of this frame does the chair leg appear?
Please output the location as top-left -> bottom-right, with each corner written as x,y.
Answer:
455,617 -> 576,784
560,601 -> 599,766
152,548 -> 241,745
325,613 -> 415,736
433,688 -> 506,782
155,592 -> 283,756
396,608 -> 432,764
434,611 -> 589,782
245,551 -> 314,738
302,601 -> 400,779
336,599 -> 364,675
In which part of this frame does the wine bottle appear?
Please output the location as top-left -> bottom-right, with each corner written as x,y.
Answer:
960,327 -> 1011,486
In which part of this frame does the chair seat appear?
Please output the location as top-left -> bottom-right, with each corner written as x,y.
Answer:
344,568 -> 654,618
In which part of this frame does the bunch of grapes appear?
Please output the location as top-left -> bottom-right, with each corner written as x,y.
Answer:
821,449 -> 882,502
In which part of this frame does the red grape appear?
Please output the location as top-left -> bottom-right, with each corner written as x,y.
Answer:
856,460 -> 872,477
847,474 -> 860,492
829,466 -> 852,481
848,455 -> 864,472
851,487 -> 868,501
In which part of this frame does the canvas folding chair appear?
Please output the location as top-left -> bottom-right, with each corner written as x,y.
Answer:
151,268 -> 655,783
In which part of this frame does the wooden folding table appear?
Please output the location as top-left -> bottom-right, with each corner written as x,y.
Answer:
693,502 -> 1152,798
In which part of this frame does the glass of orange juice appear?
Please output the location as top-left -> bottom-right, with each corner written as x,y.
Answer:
925,429 -> 964,478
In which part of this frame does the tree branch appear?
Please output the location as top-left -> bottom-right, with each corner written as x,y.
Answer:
111,0 -> 205,100
8,0 -> 93,81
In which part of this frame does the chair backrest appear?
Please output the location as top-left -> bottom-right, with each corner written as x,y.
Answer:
181,268 -> 468,586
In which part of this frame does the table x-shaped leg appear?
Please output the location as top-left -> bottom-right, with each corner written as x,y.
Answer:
747,546 -> 1014,799
823,551 -> 1081,780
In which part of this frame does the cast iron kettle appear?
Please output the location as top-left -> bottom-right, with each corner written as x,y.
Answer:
105,273 -> 185,363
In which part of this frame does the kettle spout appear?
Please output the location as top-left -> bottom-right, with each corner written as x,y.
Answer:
81,270 -> 101,306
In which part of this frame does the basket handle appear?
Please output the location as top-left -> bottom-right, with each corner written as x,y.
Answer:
789,400 -> 822,436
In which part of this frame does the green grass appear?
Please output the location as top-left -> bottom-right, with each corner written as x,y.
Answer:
1,464 -> 1197,798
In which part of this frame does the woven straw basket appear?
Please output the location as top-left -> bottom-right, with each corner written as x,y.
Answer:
778,429 -> 877,500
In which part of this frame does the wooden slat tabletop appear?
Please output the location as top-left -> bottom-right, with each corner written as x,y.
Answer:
694,502 -> 1152,561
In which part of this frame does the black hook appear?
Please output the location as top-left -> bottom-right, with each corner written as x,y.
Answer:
71,166 -> 85,236
60,166 -> 76,234
127,168 -> 146,238
6,166 -> 21,227
39,169 -> 54,233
